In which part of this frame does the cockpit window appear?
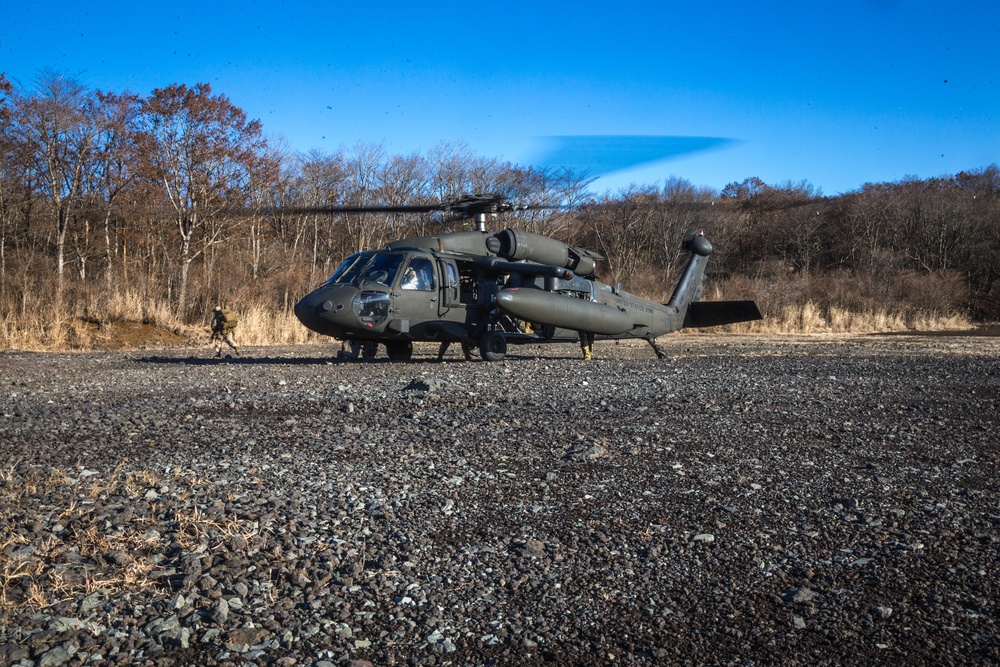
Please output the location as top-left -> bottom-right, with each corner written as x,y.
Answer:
323,251 -> 407,287
359,252 -> 404,286
399,257 -> 436,291
324,252 -> 374,286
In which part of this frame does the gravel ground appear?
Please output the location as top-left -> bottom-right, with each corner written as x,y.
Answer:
1,334 -> 997,666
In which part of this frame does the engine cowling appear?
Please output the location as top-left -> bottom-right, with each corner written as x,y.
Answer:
488,229 -> 597,275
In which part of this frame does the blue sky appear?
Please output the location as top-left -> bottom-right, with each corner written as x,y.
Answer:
2,0 -> 997,195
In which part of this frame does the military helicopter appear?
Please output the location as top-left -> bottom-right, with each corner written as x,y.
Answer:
292,194 -> 761,361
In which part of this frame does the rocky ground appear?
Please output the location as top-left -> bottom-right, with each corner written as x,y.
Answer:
0,334 -> 997,666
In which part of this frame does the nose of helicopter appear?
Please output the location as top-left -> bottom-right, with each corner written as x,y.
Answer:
294,286 -> 354,336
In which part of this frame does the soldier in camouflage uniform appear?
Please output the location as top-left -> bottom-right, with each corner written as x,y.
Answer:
210,305 -> 240,357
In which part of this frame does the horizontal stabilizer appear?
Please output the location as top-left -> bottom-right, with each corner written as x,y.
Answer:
684,300 -> 763,328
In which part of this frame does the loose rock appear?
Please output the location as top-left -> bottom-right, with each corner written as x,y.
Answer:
1,336 -> 997,665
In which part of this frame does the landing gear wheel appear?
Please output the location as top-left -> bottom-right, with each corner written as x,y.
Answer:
479,331 -> 507,362
385,341 -> 413,362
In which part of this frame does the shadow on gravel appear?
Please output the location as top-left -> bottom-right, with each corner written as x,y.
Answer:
872,325 -> 1000,337
136,355 -> 343,366
135,352 -> 591,366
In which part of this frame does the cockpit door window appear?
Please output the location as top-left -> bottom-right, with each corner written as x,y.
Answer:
400,257 -> 436,291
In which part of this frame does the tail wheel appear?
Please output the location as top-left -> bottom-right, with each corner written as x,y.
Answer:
479,331 -> 507,362
385,341 -> 413,361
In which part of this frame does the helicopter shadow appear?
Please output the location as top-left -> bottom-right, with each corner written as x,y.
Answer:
134,354 -> 489,367
136,354 -> 343,367
135,352 -> 587,366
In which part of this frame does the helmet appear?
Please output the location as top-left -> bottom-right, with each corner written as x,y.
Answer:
215,306 -> 222,312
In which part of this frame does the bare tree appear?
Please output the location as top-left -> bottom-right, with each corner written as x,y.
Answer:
11,70 -> 99,301
80,90 -> 144,298
337,142 -> 384,252
577,189 -> 660,284
138,82 -> 272,317
241,142 -> 284,282
427,140 -> 475,203
835,183 -> 893,270
0,72 -> 16,289
376,152 -> 430,238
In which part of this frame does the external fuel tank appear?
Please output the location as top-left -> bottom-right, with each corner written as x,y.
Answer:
495,288 -> 635,335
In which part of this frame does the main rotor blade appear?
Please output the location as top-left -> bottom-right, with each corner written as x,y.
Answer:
278,203 -> 443,214
268,194 -> 566,217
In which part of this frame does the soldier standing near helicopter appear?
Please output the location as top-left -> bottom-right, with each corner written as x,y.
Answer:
210,305 -> 240,357
579,331 -> 595,360
436,338 -> 474,361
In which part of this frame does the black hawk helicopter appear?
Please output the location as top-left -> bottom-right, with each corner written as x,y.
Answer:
293,195 -> 761,361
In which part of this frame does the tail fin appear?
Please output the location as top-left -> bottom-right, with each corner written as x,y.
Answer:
666,232 -> 713,314
666,232 -> 764,328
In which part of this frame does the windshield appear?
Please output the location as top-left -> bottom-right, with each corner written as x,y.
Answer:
323,250 -> 406,287
358,252 -> 405,287
324,252 -> 374,286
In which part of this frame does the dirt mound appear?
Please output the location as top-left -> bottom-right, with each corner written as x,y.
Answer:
76,319 -> 194,349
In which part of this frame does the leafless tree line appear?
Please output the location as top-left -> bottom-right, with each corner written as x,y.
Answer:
573,172 -> 1000,318
2,71 -> 998,328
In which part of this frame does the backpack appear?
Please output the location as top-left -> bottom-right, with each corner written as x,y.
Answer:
220,307 -> 238,330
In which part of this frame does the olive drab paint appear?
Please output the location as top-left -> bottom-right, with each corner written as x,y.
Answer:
292,195 -> 762,362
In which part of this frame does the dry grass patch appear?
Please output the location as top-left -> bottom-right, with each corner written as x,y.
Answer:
0,462 -> 268,619
0,271 -> 981,351
226,302 -> 321,346
703,300 -> 972,335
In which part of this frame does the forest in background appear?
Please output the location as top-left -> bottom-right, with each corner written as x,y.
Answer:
1,71 -> 998,350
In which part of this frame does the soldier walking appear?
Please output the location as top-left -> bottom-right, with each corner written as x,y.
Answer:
210,305 -> 240,357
